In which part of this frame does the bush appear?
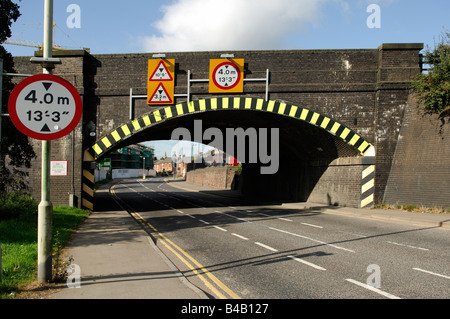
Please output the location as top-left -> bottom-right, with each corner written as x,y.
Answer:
0,193 -> 37,220
412,32 -> 450,116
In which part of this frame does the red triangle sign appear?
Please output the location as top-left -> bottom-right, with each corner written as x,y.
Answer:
149,61 -> 173,81
148,83 -> 173,104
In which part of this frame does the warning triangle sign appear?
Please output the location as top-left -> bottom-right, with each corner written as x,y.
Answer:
148,83 -> 173,104
149,61 -> 173,81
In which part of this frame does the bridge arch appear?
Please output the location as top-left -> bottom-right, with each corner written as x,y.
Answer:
82,97 -> 375,210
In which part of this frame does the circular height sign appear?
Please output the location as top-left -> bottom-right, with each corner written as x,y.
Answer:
212,61 -> 241,90
8,74 -> 82,140
209,59 -> 244,93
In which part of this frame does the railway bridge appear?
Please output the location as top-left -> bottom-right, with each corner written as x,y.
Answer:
12,43 -> 425,210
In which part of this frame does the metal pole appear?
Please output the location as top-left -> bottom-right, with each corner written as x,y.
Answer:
37,0 -> 54,283
1,58 -> 3,167
1,59 -> 3,283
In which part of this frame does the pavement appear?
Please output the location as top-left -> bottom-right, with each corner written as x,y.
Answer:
49,178 -> 450,299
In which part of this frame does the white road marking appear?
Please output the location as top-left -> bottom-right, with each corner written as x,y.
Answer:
220,212 -> 251,223
257,212 -> 292,222
345,279 -> 401,299
255,242 -> 278,252
214,226 -> 228,232
287,255 -> 326,271
413,268 -> 450,280
386,241 -> 429,251
199,219 -> 210,225
269,227 -> 355,253
301,222 -> 323,229
232,233 -> 249,240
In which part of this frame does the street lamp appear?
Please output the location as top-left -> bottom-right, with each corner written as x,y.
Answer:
142,156 -> 146,179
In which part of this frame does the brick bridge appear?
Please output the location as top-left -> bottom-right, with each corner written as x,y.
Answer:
13,43 -> 425,210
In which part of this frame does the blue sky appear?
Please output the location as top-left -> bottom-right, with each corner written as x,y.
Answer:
4,0 -> 449,158
6,0 -> 449,55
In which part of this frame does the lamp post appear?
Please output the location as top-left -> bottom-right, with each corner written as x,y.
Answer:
143,156 -> 146,179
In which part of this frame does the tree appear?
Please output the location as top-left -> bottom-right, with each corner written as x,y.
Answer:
411,32 -> 450,117
0,0 -> 36,193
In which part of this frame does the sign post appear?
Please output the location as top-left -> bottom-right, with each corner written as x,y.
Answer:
7,0 -> 82,282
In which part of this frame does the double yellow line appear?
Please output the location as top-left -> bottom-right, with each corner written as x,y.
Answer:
110,184 -> 240,299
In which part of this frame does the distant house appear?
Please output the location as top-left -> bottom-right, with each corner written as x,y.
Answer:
153,158 -> 173,174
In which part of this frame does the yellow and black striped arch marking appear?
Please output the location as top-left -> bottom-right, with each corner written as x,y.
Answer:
82,97 -> 375,210
87,97 -> 373,160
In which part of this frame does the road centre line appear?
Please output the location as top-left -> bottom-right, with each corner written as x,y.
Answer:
288,255 -> 326,271
386,241 -> 429,251
269,227 -> 355,253
345,279 -> 401,299
217,211 -> 251,223
232,233 -> 249,240
255,242 -> 279,252
214,226 -> 228,232
301,222 -> 323,229
413,267 -> 450,280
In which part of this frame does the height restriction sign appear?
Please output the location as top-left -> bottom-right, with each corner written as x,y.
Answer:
8,74 -> 82,140
209,59 -> 244,93
147,59 -> 175,105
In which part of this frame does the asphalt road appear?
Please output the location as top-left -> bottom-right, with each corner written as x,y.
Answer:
110,178 -> 450,299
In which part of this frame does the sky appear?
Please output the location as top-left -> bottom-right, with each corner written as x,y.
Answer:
4,0 -> 449,158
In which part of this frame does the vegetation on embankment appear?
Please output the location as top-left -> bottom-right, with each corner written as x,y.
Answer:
0,193 -> 90,299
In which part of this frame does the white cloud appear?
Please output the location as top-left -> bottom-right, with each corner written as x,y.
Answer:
140,0 -> 330,52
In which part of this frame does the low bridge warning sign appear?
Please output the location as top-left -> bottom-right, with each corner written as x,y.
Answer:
148,59 -> 175,105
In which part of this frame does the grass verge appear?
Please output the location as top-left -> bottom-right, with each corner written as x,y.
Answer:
373,203 -> 450,214
0,203 -> 90,299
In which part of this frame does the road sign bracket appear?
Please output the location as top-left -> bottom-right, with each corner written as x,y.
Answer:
30,57 -> 62,69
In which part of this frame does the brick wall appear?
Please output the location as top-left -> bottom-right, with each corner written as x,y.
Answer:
186,166 -> 239,190
383,97 -> 450,208
306,158 -> 364,207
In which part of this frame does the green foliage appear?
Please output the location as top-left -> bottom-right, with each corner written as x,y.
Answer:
0,204 -> 90,298
0,0 -> 21,43
1,0 -> 37,194
411,32 -> 450,116
0,192 -> 37,220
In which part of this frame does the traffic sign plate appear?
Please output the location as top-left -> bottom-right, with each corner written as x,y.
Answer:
149,61 -> 173,81
209,59 -> 244,93
8,74 -> 82,140
148,83 -> 173,104
148,59 -> 175,105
